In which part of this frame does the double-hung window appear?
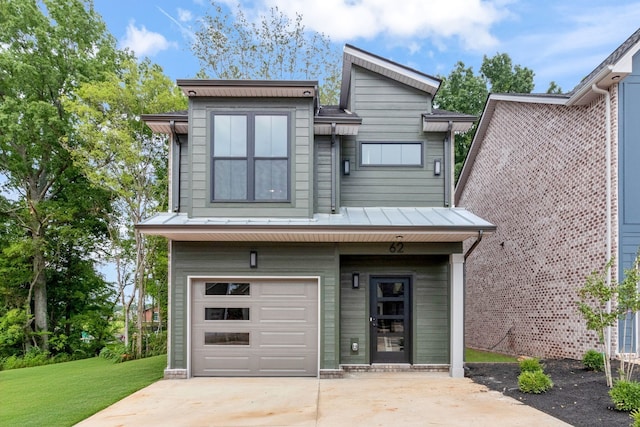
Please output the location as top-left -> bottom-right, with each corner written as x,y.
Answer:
212,113 -> 289,201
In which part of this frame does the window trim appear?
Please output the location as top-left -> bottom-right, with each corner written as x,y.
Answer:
359,141 -> 424,167
210,111 -> 291,202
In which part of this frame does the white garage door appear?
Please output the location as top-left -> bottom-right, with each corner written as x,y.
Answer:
191,278 -> 318,377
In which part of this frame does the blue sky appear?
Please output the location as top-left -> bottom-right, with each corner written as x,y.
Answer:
93,0 -> 640,93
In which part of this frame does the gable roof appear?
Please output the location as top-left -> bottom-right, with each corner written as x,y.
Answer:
455,27 -> 640,205
339,44 -> 441,109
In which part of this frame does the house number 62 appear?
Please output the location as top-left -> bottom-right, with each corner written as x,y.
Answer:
389,242 -> 404,253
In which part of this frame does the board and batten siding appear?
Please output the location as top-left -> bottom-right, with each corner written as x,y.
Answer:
169,242 -> 340,371
339,254 -> 450,365
618,52 -> 640,352
186,98 -> 315,218
341,66 -> 445,207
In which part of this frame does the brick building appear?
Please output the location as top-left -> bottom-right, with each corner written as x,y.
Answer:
455,28 -> 640,359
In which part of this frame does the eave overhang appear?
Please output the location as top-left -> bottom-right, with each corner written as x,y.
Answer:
177,79 -> 318,99
137,209 -> 496,243
141,112 -> 188,134
422,112 -> 477,133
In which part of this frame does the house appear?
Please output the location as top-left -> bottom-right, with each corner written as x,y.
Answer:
139,45 -> 495,379
455,28 -> 640,360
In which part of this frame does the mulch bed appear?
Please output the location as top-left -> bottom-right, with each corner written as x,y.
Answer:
466,359 -> 636,426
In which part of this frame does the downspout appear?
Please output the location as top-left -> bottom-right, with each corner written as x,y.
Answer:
330,122 -> 337,213
169,120 -> 182,213
444,121 -> 453,207
464,230 -> 483,261
591,83 -> 613,353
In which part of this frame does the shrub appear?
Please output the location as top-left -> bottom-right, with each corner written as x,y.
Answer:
631,409 -> 640,427
518,370 -> 554,394
582,349 -> 604,371
610,380 -> 640,412
99,343 -> 129,363
519,357 -> 543,373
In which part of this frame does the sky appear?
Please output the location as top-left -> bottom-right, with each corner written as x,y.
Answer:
93,0 -> 640,94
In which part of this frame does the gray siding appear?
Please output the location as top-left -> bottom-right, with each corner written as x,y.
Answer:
186,98 -> 315,218
314,137 -> 332,214
339,254 -> 450,365
179,138 -> 190,212
619,51 -> 640,351
341,66 -> 445,207
170,242 -> 339,371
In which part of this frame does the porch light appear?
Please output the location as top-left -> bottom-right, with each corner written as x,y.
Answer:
343,159 -> 351,175
352,272 -> 360,289
249,251 -> 258,268
434,159 -> 442,176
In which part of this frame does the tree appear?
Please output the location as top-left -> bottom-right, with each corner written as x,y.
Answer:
577,253 -> 640,387
480,53 -> 535,94
546,81 -> 563,94
192,1 -> 341,104
0,0 -> 118,351
435,54 -> 535,180
67,56 -> 186,357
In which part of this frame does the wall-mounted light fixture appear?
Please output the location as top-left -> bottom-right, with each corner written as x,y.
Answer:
249,251 -> 258,268
434,159 -> 442,176
352,272 -> 360,289
343,159 -> 351,176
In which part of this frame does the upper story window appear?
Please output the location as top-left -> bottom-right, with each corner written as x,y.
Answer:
212,113 -> 289,201
360,142 -> 423,166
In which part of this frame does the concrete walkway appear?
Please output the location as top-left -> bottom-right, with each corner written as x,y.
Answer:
76,372 -> 570,426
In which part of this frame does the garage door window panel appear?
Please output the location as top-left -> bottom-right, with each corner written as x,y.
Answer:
204,332 -> 250,346
205,308 -> 250,320
205,282 -> 250,296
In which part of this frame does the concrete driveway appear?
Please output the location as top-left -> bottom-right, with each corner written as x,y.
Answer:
76,372 -> 570,426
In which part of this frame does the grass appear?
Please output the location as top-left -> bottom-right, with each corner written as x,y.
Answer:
0,355 -> 165,427
466,347 -> 518,362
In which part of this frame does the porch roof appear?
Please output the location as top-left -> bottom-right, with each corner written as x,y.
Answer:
137,207 -> 495,243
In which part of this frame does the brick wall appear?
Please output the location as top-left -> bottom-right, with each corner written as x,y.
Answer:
459,89 -> 619,359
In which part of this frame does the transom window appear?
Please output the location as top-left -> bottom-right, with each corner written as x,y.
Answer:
361,142 -> 423,166
212,113 -> 289,201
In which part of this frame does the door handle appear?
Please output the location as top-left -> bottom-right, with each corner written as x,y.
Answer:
369,317 -> 376,325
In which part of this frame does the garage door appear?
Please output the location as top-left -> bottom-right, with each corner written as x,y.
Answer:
191,278 -> 318,377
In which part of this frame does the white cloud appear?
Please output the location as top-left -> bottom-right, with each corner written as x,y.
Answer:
178,8 -> 193,22
250,0 -> 511,51
119,21 -> 177,57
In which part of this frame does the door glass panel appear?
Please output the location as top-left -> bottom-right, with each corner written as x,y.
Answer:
376,336 -> 405,352
377,282 -> 404,298
377,301 -> 404,316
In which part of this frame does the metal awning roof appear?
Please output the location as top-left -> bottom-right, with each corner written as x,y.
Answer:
137,207 -> 495,242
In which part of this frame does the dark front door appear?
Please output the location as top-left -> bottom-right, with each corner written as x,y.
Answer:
370,276 -> 411,363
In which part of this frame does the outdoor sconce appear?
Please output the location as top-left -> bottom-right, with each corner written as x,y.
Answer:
249,251 -> 258,268
434,159 -> 442,176
352,272 -> 360,289
343,159 -> 351,176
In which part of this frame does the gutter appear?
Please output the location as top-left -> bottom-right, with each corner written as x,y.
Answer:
590,83 -> 613,353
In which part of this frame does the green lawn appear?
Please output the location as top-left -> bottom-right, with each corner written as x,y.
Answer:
0,355 -> 165,427
465,347 -> 518,362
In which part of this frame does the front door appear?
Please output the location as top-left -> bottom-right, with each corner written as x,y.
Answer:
370,276 -> 411,363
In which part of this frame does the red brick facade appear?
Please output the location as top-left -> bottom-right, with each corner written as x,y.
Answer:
458,88 -> 619,359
